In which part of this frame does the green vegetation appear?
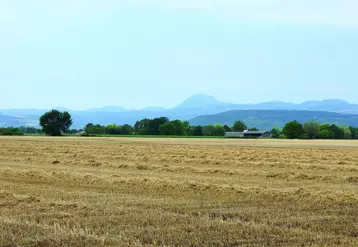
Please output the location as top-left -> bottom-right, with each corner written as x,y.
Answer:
232,120 -> 247,132
83,117 -> 358,140
19,127 -> 43,135
270,128 -> 282,138
40,110 -> 73,136
0,128 -> 24,136
303,121 -> 320,139
2,109 -> 353,140
276,121 -> 358,140
282,120 -> 304,139
84,123 -> 133,135
85,117 -> 226,137
202,124 -> 225,136
82,134 -> 225,139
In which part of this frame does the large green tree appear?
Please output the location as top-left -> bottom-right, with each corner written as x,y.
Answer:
40,110 -> 72,136
282,120 -> 304,139
232,120 -> 247,132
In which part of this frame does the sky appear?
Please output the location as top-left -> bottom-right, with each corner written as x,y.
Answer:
0,0 -> 358,110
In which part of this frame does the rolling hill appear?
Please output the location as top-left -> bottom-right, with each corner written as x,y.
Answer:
0,114 -> 38,128
189,110 -> 358,130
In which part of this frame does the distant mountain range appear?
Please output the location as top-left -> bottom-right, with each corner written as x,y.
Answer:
190,110 -> 358,131
1,94 -> 358,129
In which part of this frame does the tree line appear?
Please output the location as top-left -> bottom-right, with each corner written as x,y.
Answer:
273,120 -> 358,139
82,118 -> 358,139
84,118 -> 228,137
0,128 -> 24,136
2,109 -> 357,139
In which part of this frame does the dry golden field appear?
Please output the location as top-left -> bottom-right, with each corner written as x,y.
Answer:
1,136 -> 358,247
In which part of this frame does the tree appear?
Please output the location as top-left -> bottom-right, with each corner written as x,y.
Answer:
159,122 -> 176,135
350,126 -> 357,139
249,127 -> 259,131
40,110 -> 72,136
85,124 -> 105,135
105,124 -> 121,135
329,124 -> 343,139
319,124 -> 331,139
202,125 -> 225,136
341,125 -> 352,139
70,129 -> 78,134
134,118 -> 150,135
171,120 -> 187,136
282,120 -> 304,139
85,123 -> 94,130
0,128 -> 24,136
214,124 -> 226,136
232,120 -> 247,132
148,117 -> 169,135
303,121 -> 320,139
223,125 -> 231,132
183,121 -> 191,134
120,124 -> 134,135
319,129 -> 331,139
270,128 -> 281,138
203,125 -> 216,136
189,126 -> 203,136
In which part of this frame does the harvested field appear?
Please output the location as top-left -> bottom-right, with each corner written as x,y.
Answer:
1,136 -> 358,246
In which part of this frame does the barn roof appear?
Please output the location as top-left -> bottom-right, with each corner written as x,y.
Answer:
243,130 -> 266,135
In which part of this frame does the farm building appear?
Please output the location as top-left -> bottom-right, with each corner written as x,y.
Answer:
225,130 -> 271,138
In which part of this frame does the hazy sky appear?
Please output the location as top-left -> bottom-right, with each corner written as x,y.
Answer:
1,0 -> 357,110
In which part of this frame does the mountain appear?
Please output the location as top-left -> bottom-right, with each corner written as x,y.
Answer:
85,106 -> 127,113
1,94 -> 358,129
174,93 -> 231,109
189,110 -> 358,131
298,99 -> 358,113
0,109 -> 49,116
141,107 -> 166,112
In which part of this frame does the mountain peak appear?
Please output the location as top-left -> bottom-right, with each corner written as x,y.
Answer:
174,94 -> 229,109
